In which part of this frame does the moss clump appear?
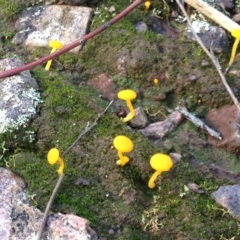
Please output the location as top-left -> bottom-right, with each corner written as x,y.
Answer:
0,0 -> 27,18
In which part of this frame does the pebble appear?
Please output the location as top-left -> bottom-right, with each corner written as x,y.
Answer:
201,59 -> 210,67
134,21 -> 148,33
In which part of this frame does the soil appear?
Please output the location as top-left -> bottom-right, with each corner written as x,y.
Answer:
1,0 -> 240,239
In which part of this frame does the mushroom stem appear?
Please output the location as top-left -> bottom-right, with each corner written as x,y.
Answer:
116,151 -> 129,166
148,170 -> 162,189
57,157 -> 65,175
122,99 -> 135,122
228,38 -> 240,67
45,48 -> 56,71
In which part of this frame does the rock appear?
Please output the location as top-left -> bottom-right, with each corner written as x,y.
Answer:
169,152 -> 182,163
139,110 -> 184,138
187,183 -> 204,193
201,59 -> 210,67
0,57 -> 42,133
205,105 -> 240,153
216,0 -> 235,11
0,167 -> 98,240
211,185 -> 240,220
87,73 -> 117,100
75,177 -> 90,185
12,5 -> 93,53
133,21 -> 148,33
185,23 -> 229,53
129,107 -> 148,128
232,13 -> 240,23
147,16 -> 179,39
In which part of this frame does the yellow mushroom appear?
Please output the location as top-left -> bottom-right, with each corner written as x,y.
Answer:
144,1 -> 151,11
117,89 -> 137,122
228,29 -> 240,67
45,40 -> 63,71
113,135 -> 134,166
148,153 -> 173,189
47,148 -> 65,175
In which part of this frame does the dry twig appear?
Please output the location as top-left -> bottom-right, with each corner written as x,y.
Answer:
63,100 -> 114,155
176,106 -> 222,140
36,174 -> 64,240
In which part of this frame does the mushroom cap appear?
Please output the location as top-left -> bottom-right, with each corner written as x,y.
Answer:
145,1 -> 151,7
150,153 -> 173,172
118,89 -> 137,101
49,40 -> 63,49
47,148 -> 60,165
113,135 -> 134,153
231,29 -> 240,39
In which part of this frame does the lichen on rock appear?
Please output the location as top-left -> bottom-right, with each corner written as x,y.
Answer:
0,57 -> 42,133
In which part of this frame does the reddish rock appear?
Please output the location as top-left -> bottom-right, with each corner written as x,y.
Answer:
205,105 -> 240,153
87,73 -> 117,100
0,167 -> 98,240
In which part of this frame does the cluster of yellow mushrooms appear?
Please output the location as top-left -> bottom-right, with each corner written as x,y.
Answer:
47,89 -> 173,189
113,90 -> 173,188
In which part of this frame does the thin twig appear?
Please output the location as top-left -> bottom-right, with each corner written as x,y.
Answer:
36,174 -> 64,240
63,100 -> 114,155
175,0 -> 240,112
176,106 -> 222,140
36,100 -> 113,239
0,0 -> 143,79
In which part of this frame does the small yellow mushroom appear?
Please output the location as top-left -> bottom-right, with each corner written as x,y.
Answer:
144,1 -> 151,11
228,29 -> 240,67
153,78 -> 159,85
117,89 -> 137,122
113,135 -> 134,166
47,148 -> 65,175
45,40 -> 63,71
148,153 -> 173,189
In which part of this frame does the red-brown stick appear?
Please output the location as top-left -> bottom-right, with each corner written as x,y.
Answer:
0,0 -> 143,80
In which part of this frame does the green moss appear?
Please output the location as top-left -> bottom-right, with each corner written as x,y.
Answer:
0,0 -> 26,17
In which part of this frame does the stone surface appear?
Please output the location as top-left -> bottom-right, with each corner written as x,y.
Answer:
0,167 -> 98,240
186,24 -> 229,53
205,105 -> 240,153
12,5 -> 93,53
211,185 -> 240,220
133,21 -> 148,33
139,110 -> 184,138
87,73 -> 117,100
0,57 -> 42,133
129,107 -> 148,129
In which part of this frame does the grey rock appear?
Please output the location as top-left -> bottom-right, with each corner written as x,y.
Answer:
12,5 -> 93,53
0,167 -> 98,240
211,185 -> 240,220
0,58 -> 42,133
201,59 -> 210,67
186,24 -> 229,53
134,21 -> 148,33
75,177 -> 90,186
129,107 -> 148,129
139,110 -> 184,139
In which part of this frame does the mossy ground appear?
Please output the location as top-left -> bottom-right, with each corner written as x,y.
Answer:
1,0 -> 240,239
